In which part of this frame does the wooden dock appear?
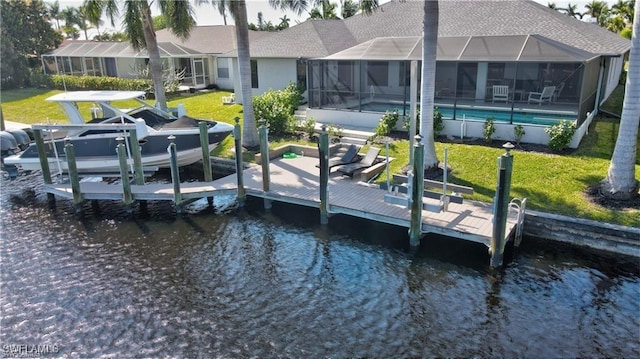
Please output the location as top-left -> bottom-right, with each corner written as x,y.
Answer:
45,155 -> 519,248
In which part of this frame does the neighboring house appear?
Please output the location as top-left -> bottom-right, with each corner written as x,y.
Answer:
42,0 -> 630,146
42,41 -> 208,88
41,26 -> 269,90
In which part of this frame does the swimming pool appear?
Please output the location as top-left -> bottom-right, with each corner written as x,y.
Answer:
354,102 -> 576,126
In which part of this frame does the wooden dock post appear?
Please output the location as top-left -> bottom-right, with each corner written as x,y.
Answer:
167,135 -> 183,214
129,129 -> 144,186
258,119 -> 271,209
116,137 -> 134,214
233,118 -> 245,207
199,121 -> 213,207
490,142 -> 515,268
33,129 -> 55,206
63,139 -> 83,215
409,135 -> 424,247
318,125 -> 329,225
129,129 -> 146,212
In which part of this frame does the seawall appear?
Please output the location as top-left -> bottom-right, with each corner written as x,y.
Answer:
523,210 -> 640,258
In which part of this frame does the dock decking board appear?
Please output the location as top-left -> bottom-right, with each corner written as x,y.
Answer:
44,156 -> 518,247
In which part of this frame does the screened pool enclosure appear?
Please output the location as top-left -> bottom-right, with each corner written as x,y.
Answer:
307,36 -> 603,128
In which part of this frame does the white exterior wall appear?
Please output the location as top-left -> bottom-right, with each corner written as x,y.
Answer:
231,58 -> 297,104
307,108 -> 588,148
216,57 -> 235,90
254,58 -> 298,94
116,58 -> 138,79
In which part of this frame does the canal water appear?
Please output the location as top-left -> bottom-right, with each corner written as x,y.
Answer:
1,172 -> 638,357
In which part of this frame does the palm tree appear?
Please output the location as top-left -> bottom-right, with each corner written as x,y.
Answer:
341,0 -> 359,18
61,6 -> 79,38
48,0 -> 62,30
601,1 -> 639,200
77,4 -> 94,40
309,0 -> 339,19
584,0 -> 609,26
611,0 -> 634,25
547,2 -> 558,10
563,3 -> 584,19
85,0 -> 195,111
278,15 -> 290,29
419,0 -> 439,169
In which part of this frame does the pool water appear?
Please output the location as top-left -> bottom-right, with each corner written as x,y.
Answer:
355,103 -> 575,126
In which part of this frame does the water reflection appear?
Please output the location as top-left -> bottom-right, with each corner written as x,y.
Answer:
0,173 -> 638,357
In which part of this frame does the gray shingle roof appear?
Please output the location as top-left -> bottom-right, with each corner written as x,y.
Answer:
225,19 -> 358,58
156,25 -> 270,55
343,0 -> 629,56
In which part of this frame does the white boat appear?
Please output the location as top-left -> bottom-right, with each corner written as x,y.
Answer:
4,91 -> 234,174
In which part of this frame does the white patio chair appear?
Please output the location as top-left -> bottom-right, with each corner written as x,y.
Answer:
528,86 -> 556,106
492,85 -> 509,103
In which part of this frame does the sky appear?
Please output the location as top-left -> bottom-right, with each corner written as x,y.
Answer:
50,0 -> 609,38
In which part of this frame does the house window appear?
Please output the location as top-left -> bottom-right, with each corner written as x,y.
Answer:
367,61 -> 388,86
217,58 -> 229,79
297,59 -> 307,89
251,60 -> 258,88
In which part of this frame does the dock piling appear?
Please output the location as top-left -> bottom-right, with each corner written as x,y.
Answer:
199,121 -> 213,207
63,139 -> 83,215
490,142 -> 515,268
33,129 -> 55,206
116,137 -> 134,214
409,135 -> 424,247
233,118 -> 245,207
318,125 -> 329,225
259,119 -> 271,209
167,135 -> 183,214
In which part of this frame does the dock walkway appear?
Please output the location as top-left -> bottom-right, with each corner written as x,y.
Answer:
46,155 -> 518,248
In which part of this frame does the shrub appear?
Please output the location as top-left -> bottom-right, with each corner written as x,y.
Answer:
327,124 -> 344,139
252,82 -> 302,135
28,68 -> 53,88
514,124 -> 525,145
545,120 -> 576,152
433,107 -> 444,137
51,75 -> 150,91
375,111 -> 399,136
483,117 -> 496,143
403,108 -> 444,138
302,118 -> 316,138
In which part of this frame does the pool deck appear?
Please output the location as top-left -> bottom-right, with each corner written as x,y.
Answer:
44,155 -> 518,248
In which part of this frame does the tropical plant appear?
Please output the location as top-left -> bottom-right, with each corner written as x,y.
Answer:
302,118 -> 316,138
61,6 -> 80,38
47,0 -> 61,30
375,111 -> 399,136
545,120 -> 576,151
483,118 -> 496,143
514,124 -> 525,146
433,107 -> 444,137
601,0 -> 639,200
584,0 -> 609,26
252,82 -> 302,134
562,3 -> 584,19
85,0 -> 195,112
278,15 -> 290,30
309,1 -> 339,19
341,0 -> 359,18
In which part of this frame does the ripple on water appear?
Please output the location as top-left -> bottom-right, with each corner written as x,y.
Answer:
1,174 -> 639,357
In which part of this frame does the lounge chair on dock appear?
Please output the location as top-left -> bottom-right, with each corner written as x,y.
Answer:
337,146 -> 381,178
317,144 -> 360,169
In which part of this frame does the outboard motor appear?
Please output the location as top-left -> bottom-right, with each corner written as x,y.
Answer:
6,128 -> 31,151
0,131 -> 19,157
1,131 -> 20,179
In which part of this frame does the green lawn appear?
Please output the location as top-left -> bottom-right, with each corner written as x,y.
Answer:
1,88 -> 638,227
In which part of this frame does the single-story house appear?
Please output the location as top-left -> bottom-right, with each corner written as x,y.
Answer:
42,0 -> 630,146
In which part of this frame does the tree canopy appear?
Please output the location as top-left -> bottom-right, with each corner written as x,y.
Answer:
1,0 -> 62,89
